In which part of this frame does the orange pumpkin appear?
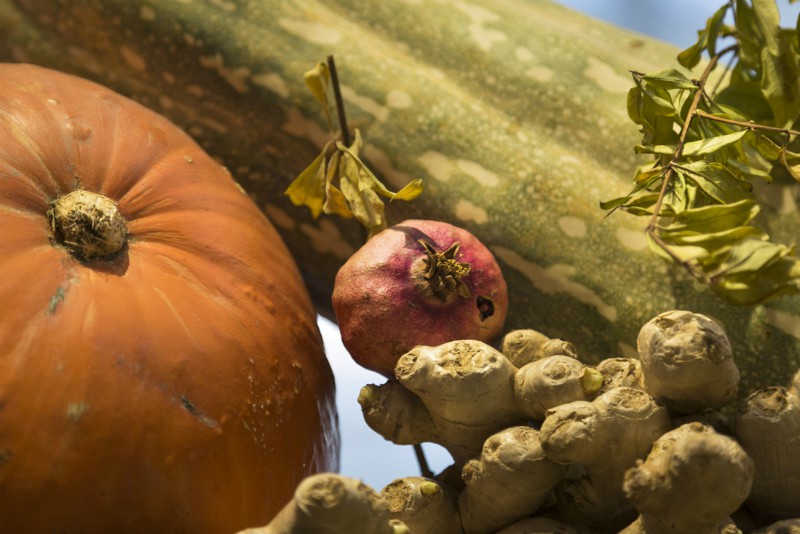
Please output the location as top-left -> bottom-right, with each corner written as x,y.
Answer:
0,63 -> 339,533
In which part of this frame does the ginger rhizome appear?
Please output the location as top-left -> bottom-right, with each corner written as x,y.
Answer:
539,387 -> 672,530
360,340 -> 603,466
735,369 -> 800,523
381,476 -> 461,534
637,310 -> 739,413
238,473 -> 407,534
457,426 -> 566,534
621,422 -> 754,534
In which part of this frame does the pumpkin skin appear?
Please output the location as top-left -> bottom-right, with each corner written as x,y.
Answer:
0,63 -> 339,533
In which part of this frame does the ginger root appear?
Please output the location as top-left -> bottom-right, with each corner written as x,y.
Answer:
621,422 -> 754,534
238,473 -> 407,534
637,310 -> 739,413
393,340 -> 523,464
539,387 -> 672,530
361,340 -> 603,466
458,426 -> 566,534
495,517 -> 581,533
735,369 -> 800,523
515,355 -> 604,420
596,357 -> 646,393
381,476 -> 462,534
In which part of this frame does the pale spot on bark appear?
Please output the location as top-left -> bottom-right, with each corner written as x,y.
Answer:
454,198 -> 489,224
765,309 -> 800,340
264,203 -> 297,230
418,150 -> 455,182
362,144 -> 413,190
616,227 -> 647,251
515,46 -> 534,62
457,159 -> 500,187
300,219 -> 356,259
526,64 -> 555,82
139,5 -> 156,21
584,57 -> 631,94
494,246 -> 618,322
252,73 -> 290,99
558,216 -> 587,238
282,107 -> 330,149
208,0 -> 236,11
341,85 -> 389,122
278,18 -> 343,46
119,46 -> 147,72
386,89 -> 413,109
199,53 -> 251,94
452,0 -> 507,51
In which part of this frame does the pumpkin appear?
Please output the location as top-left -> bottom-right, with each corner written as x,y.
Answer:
0,63 -> 339,533
2,0 -> 799,395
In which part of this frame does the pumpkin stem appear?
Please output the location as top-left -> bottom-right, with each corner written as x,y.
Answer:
48,189 -> 128,260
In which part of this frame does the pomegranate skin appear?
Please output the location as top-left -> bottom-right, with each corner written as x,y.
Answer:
332,219 -> 508,377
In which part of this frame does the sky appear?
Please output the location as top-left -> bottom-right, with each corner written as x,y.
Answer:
319,0 -> 800,491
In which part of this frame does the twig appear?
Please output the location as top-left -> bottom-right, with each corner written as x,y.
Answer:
694,109 -> 800,137
646,45 -> 737,236
327,55 -> 351,147
413,443 -> 434,479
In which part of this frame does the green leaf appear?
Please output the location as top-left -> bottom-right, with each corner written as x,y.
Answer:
750,130 -> 783,161
780,148 -> 800,180
678,36 -> 705,70
681,129 -> 749,156
735,0 -> 764,70
634,143 -> 676,156
714,252 -> 800,304
662,225 -> 765,251
643,69 -> 697,90
663,199 -> 760,234
759,31 -> 800,129
675,160 -> 753,203
705,3 -> 731,57
751,0 -> 781,55
626,86 -> 644,124
646,232 -> 708,263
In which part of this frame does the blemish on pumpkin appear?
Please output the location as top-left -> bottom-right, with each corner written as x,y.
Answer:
0,449 -> 12,466
184,155 -> 193,163
48,286 -> 67,315
180,395 -> 221,430
66,402 -> 88,423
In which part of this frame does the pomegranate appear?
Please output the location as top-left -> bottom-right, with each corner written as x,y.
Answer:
332,219 -> 508,376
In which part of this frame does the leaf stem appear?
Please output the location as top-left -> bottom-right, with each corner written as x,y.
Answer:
327,55 -> 351,147
646,45 -> 737,236
694,109 -> 800,137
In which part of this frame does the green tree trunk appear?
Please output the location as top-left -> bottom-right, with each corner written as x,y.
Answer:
1,0 -> 798,394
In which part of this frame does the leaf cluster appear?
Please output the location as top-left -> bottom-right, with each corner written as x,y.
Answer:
603,0 -> 800,305
285,61 -> 423,238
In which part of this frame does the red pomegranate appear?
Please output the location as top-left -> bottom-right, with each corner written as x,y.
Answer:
332,219 -> 508,376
